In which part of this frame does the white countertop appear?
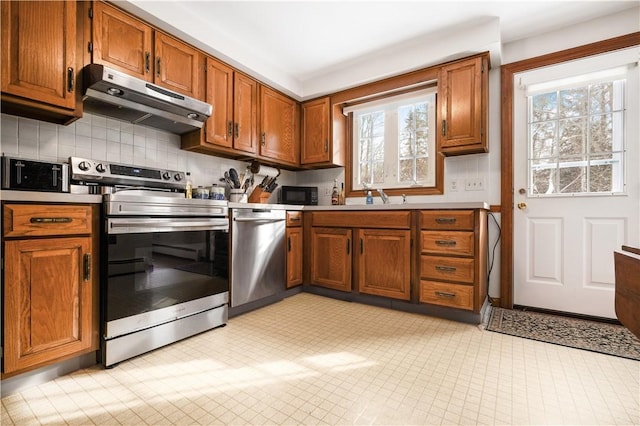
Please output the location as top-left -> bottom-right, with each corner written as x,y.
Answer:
0,190 -> 103,204
303,201 -> 490,211
0,191 -> 489,211
228,201 -> 489,211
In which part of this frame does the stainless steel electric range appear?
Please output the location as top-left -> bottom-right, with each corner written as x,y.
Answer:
70,157 -> 229,367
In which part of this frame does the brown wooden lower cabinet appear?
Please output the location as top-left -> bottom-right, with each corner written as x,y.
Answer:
357,229 -> 411,300
306,208 -> 487,313
2,203 -> 99,377
310,227 -> 353,292
286,211 -> 303,288
308,211 -> 412,300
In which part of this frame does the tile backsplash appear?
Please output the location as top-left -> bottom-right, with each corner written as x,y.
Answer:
0,113 -> 296,198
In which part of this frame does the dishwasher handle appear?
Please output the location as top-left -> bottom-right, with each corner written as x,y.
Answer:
233,217 -> 286,223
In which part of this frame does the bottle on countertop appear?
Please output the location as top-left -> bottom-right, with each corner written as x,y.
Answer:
331,179 -> 339,205
185,172 -> 193,199
339,182 -> 345,205
366,190 -> 374,205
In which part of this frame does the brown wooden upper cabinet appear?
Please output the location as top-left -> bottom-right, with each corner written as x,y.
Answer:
1,0 -> 82,124
259,86 -> 300,167
91,1 -> 204,100
202,57 -> 258,155
301,97 -> 346,167
437,54 -> 489,155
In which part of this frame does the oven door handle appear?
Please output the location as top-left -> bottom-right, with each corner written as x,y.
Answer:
108,218 -> 229,234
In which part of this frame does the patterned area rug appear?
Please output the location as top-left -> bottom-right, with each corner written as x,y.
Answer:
486,307 -> 640,361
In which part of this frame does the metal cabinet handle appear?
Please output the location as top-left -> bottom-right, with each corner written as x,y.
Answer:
324,140 -> 328,152
156,57 -> 161,77
145,52 -> 150,73
435,265 -> 457,272
288,236 -> 291,252
235,123 -> 239,138
435,291 -> 456,298
67,67 -> 74,92
83,254 -> 91,281
30,217 -> 72,224
442,120 -> 447,136
435,240 -> 457,246
261,132 -> 266,146
435,217 -> 456,224
227,121 -> 233,138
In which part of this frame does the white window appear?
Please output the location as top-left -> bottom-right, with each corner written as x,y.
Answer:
526,67 -> 628,196
346,88 -> 437,191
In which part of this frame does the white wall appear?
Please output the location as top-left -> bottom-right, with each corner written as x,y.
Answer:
0,113 -> 296,202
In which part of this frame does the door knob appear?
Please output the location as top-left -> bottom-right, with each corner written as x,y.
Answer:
517,202 -> 527,210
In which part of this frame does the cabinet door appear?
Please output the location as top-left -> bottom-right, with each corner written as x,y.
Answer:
286,227 -> 303,288
234,73 -> 259,154
92,1 -> 153,80
1,0 -> 77,109
260,86 -> 299,165
205,57 -> 234,148
154,32 -> 204,100
310,227 -> 352,292
357,229 -> 411,300
4,237 -> 94,374
301,97 -> 330,164
438,55 -> 488,155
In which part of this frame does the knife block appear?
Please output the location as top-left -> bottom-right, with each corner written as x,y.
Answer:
248,187 -> 271,203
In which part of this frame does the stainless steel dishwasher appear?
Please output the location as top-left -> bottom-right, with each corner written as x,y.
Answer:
230,207 -> 286,307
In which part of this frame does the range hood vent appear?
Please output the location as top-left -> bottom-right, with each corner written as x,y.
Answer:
82,64 -> 212,135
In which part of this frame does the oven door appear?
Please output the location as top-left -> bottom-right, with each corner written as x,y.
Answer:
103,218 -> 229,339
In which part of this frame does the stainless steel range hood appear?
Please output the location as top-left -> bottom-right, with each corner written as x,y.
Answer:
82,64 -> 212,135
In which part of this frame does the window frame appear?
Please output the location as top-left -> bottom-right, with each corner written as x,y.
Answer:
349,88 -> 438,192
338,75 -> 444,199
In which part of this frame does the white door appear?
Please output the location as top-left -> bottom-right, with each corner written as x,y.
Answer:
513,49 -> 640,319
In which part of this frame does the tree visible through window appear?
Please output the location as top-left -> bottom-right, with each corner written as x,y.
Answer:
528,79 -> 625,195
352,89 -> 436,191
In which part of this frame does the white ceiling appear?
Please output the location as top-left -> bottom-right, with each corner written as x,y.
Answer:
124,1 -> 638,99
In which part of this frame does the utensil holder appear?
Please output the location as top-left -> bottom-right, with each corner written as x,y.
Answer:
229,189 -> 247,203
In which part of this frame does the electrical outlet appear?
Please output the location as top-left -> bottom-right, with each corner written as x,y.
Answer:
450,179 -> 459,192
465,177 -> 485,191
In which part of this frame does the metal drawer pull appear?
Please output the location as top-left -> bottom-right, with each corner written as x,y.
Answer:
435,291 -> 456,298
435,239 -> 457,246
30,217 -> 72,224
435,265 -> 457,272
435,217 -> 456,224
289,217 -> 301,221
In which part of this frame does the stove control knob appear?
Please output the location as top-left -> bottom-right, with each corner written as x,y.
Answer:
162,172 -> 171,180
78,161 -> 91,171
174,173 -> 183,182
96,163 -> 106,173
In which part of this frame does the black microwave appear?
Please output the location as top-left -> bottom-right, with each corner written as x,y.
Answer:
280,186 -> 318,205
2,156 -> 69,192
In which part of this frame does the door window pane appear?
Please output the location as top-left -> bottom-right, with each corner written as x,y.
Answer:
528,78 -> 625,195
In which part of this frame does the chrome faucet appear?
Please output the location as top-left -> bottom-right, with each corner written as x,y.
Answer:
376,188 -> 390,204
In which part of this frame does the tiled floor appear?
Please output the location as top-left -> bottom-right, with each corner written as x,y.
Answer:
2,293 -> 639,425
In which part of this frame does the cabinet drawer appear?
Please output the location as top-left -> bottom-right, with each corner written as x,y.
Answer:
3,204 -> 93,237
286,211 -> 303,227
421,255 -> 474,283
421,210 -> 474,230
421,231 -> 474,256
420,280 -> 473,310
